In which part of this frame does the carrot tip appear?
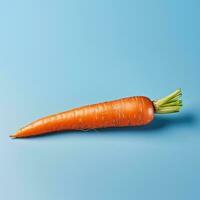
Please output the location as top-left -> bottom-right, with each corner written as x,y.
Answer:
9,134 -> 17,139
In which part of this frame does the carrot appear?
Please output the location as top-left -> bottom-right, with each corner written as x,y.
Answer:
10,89 -> 182,138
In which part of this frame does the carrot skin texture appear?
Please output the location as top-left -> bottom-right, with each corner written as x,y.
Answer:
11,96 -> 154,138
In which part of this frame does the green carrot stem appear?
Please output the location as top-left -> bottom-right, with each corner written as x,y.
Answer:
160,100 -> 182,107
153,89 -> 182,114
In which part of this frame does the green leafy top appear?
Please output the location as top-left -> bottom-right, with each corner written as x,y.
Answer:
153,89 -> 182,114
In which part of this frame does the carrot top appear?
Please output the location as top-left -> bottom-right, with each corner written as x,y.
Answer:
153,88 -> 182,114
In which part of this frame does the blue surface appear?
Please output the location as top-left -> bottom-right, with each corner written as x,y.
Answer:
0,0 -> 200,199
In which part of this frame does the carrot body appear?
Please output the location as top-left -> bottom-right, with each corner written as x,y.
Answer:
10,89 -> 183,138
11,96 -> 154,138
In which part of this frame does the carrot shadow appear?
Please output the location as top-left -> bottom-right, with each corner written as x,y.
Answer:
23,111 -> 198,139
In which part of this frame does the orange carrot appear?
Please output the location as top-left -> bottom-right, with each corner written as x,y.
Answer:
10,89 -> 182,138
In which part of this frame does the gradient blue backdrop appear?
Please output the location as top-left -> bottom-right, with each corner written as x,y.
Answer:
0,0 -> 199,199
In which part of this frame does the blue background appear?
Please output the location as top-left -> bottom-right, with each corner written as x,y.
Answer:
0,0 -> 199,199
